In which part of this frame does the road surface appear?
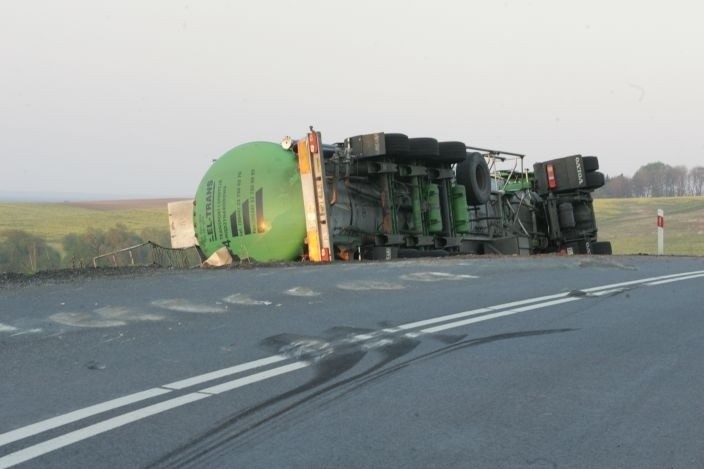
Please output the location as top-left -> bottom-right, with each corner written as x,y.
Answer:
1,255 -> 703,467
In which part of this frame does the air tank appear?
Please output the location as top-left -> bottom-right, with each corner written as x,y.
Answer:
193,142 -> 306,262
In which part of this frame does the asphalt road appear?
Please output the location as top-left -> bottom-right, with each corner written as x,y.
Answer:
1,255 -> 704,468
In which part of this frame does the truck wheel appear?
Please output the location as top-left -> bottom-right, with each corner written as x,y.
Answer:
586,171 -> 605,189
384,133 -> 410,157
456,153 -> 491,205
582,156 -> 599,172
437,141 -> 467,164
591,241 -> 612,255
407,137 -> 440,160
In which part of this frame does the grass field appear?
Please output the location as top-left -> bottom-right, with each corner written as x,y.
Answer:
594,196 -> 704,255
0,199 -> 179,253
0,197 -> 702,256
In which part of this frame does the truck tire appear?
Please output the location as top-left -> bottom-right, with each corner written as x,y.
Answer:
407,137 -> 440,161
437,141 -> 467,164
384,133 -> 410,157
456,152 -> 491,205
586,171 -> 605,189
582,156 -> 599,172
591,241 -> 612,255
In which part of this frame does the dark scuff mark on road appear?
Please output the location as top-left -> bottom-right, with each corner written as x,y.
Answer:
147,328 -> 574,468
568,288 -> 630,299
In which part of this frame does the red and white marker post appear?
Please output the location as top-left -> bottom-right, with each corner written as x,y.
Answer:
657,209 -> 664,255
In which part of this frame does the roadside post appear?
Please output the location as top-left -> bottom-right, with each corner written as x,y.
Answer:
657,209 -> 664,255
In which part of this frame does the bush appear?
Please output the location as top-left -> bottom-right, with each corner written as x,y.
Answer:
0,230 -> 61,274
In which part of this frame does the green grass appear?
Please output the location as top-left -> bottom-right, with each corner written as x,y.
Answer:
1,197 -> 702,258
594,196 -> 704,255
0,201 -> 172,254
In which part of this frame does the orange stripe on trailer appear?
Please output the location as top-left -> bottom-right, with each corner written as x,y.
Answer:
307,230 -> 322,262
297,139 -> 311,174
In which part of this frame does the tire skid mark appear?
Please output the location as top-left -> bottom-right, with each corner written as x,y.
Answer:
148,328 -> 573,468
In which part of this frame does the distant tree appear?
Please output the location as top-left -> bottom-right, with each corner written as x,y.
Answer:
689,166 -> 704,196
104,224 -> 142,251
633,162 -> 669,197
667,165 -> 688,196
140,227 -> 171,247
82,227 -> 107,257
62,233 -> 93,268
599,174 -> 633,198
0,230 -> 61,274
62,224 -> 149,267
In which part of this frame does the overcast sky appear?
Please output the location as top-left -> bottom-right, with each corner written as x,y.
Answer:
2,0 -> 703,198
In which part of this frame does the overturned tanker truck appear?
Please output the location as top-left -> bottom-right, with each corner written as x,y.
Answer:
170,127 -> 611,265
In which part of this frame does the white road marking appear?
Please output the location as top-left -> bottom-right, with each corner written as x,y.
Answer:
198,362 -> 311,394
0,393 -> 209,469
421,297 -> 580,334
1,269 -> 703,467
0,388 -> 171,448
644,273 -> 704,286
162,355 -> 288,390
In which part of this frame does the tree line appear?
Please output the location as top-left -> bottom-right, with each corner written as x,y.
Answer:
0,224 -> 171,274
597,162 -> 704,198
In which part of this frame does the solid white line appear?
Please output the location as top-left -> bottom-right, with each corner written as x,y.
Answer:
0,388 -> 171,448
2,268 -> 702,465
395,293 -> 568,331
582,270 -> 704,292
0,393 -> 209,469
421,297 -> 581,334
198,362 -> 311,395
645,273 -> 704,286
162,355 -> 288,390
0,363 -> 312,468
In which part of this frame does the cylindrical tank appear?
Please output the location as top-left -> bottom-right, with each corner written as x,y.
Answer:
427,183 -> 443,234
193,142 -> 306,262
451,185 -> 470,234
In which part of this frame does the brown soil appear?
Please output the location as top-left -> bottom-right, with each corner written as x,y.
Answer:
61,198 -> 188,211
